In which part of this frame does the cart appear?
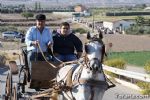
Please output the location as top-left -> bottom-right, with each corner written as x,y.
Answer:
4,46 -> 60,100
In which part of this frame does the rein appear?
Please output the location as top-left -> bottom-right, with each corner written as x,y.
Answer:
37,43 -> 83,68
37,43 -> 58,68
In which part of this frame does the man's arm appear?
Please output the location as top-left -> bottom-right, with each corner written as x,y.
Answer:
25,27 -> 35,46
47,29 -> 53,48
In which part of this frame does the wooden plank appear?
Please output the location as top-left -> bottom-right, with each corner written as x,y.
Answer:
30,61 -> 60,89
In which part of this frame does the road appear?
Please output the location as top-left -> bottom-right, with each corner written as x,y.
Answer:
1,65 -> 150,100
103,83 -> 150,100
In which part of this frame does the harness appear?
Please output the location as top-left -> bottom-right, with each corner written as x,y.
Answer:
36,39 -> 115,100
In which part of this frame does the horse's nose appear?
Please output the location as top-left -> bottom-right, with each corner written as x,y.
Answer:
90,63 -> 99,71
89,59 -> 100,71
95,67 -> 98,71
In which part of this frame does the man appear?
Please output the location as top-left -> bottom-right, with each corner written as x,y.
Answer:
25,14 -> 53,71
53,22 -> 83,62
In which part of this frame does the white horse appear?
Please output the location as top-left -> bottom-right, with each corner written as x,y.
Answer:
52,33 -> 111,100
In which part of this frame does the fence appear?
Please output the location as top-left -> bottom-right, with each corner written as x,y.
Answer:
103,65 -> 150,82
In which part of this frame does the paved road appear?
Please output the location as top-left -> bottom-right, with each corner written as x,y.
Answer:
103,83 -> 150,100
1,65 -> 150,100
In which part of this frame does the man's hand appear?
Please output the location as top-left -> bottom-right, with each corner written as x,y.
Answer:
32,40 -> 39,46
77,52 -> 82,59
48,41 -> 53,48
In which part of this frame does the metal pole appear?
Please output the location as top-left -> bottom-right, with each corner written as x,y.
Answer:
18,54 -> 21,65
92,12 -> 94,33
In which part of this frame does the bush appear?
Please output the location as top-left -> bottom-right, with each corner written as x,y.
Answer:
126,25 -> 150,35
104,58 -> 126,77
104,71 -> 118,78
21,12 -> 34,19
73,28 -> 88,34
0,55 -> 6,66
136,81 -> 150,95
104,58 -> 126,69
0,26 -> 17,33
144,61 -> 150,74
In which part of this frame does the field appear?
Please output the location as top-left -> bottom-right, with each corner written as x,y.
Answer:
103,34 -> 150,67
78,34 -> 150,67
108,51 -> 150,67
1,13 -> 150,67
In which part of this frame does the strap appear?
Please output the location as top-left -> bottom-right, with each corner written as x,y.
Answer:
37,43 -> 58,68
73,79 -> 109,87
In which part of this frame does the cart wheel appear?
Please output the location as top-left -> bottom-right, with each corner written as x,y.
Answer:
18,67 -> 26,93
12,84 -> 18,100
5,72 -> 12,100
21,69 -> 27,93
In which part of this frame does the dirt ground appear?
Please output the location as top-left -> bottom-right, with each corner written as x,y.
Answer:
1,33 -> 150,52
77,33 -> 150,52
103,34 -> 150,52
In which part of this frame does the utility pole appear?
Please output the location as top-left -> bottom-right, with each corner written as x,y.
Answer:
92,12 -> 94,33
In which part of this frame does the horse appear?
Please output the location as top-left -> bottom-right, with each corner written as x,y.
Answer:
51,33 -> 110,100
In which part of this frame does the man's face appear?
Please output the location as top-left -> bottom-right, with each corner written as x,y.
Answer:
60,25 -> 70,35
36,20 -> 45,29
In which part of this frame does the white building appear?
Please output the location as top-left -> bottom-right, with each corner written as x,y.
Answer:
103,20 -> 135,34
144,7 -> 150,11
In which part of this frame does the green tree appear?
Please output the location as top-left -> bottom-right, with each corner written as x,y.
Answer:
135,16 -> 145,25
35,2 -> 38,11
148,19 -> 150,26
21,12 -> 34,19
38,2 -> 41,10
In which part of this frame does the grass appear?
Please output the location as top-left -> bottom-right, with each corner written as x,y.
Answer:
107,51 -> 150,67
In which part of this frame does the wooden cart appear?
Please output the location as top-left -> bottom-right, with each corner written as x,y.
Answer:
4,46 -> 60,100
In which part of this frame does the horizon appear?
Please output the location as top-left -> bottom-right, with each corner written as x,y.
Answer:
1,0 -> 150,7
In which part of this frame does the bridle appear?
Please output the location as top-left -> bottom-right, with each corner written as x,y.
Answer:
84,39 -> 104,72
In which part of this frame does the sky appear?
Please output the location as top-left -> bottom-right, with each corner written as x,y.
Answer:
1,0 -> 150,7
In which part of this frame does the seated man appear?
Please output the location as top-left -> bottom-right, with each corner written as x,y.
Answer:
53,22 -> 83,62
25,14 -> 53,72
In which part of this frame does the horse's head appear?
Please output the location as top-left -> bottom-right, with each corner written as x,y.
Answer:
85,32 -> 105,72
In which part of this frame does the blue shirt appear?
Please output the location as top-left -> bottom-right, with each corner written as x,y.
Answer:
25,26 -> 53,52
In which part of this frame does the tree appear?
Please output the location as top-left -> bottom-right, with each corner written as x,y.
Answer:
21,12 -> 34,19
38,2 -> 41,10
35,2 -> 38,11
135,16 -> 145,26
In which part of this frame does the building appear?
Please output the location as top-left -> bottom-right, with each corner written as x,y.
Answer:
72,13 -> 81,21
74,5 -> 87,12
103,20 -> 135,34
144,7 -> 150,11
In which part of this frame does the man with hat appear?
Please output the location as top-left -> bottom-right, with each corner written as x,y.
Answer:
25,14 -> 53,73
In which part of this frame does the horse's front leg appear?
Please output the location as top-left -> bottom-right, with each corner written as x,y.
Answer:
72,84 -> 91,100
93,87 -> 106,100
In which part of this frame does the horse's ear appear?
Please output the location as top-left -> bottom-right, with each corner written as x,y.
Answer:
87,32 -> 91,39
98,31 -> 103,39
84,44 -> 88,53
